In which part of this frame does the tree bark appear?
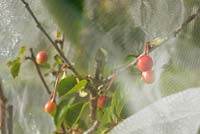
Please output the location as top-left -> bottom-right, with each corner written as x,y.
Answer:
0,81 -> 7,134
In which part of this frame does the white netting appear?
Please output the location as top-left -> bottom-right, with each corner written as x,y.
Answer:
0,0 -> 200,133
110,88 -> 200,134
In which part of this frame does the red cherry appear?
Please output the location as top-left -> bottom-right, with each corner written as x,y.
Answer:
44,101 -> 57,114
97,96 -> 107,109
137,55 -> 153,72
142,70 -> 155,84
36,51 -> 48,64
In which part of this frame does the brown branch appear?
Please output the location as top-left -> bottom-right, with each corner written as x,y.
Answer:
50,64 -> 68,101
20,0 -> 79,77
0,80 -> 7,134
29,48 -> 51,94
83,121 -> 99,134
105,7 -> 200,82
50,73 -> 60,102
94,48 -> 106,80
174,7 -> 200,36
88,86 -> 98,122
7,105 -> 13,134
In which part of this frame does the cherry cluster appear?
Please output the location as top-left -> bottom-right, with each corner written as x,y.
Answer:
36,42 -> 155,113
137,42 -> 155,84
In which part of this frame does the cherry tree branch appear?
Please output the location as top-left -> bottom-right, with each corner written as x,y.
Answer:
83,121 -> 99,134
50,64 -> 69,102
105,6 -> 200,83
0,81 -> 7,134
7,105 -> 13,134
29,48 -> 51,94
20,0 -> 79,77
174,7 -> 200,36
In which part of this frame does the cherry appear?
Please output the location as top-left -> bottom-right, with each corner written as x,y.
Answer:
44,101 -> 57,115
97,96 -> 107,109
137,55 -> 153,72
142,70 -> 155,84
36,51 -> 48,64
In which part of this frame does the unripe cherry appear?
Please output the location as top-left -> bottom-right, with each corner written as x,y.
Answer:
36,51 -> 48,64
44,100 -> 57,115
142,70 -> 155,84
97,96 -> 107,109
137,55 -> 153,72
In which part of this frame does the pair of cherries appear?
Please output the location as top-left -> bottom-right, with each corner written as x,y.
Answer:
137,42 -> 155,84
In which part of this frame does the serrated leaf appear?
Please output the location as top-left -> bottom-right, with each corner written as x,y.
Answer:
18,46 -> 27,57
11,61 -> 21,78
57,76 -> 77,97
64,80 -> 88,96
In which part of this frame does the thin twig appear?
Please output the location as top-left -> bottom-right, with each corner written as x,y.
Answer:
61,124 -> 67,134
174,7 -> 200,36
20,0 -> 79,76
50,64 -> 68,101
83,121 -> 99,134
88,86 -> 98,122
29,48 -> 51,94
105,7 -> 200,82
105,74 -> 116,93
94,48 -> 106,80
0,80 -> 7,134
7,105 -> 13,134
50,73 -> 61,102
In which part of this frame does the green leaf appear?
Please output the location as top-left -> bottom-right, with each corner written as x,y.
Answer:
65,102 -> 88,127
64,80 -> 88,96
11,61 -> 21,78
112,89 -> 125,118
97,106 -> 113,126
57,76 -> 77,97
125,55 -> 137,63
53,55 -> 63,68
73,102 -> 88,125
54,98 -> 75,128
7,59 -> 19,67
7,59 -> 21,78
54,55 -> 63,64
18,46 -> 27,57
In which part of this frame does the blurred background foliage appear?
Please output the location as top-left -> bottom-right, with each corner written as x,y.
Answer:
42,0 -> 200,96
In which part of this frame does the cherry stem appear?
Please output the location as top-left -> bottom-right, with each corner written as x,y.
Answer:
105,74 -> 116,94
50,64 -> 69,102
43,44 -> 52,52
144,41 -> 150,55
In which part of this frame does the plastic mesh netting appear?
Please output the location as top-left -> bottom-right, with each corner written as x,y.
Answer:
0,0 -> 200,133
